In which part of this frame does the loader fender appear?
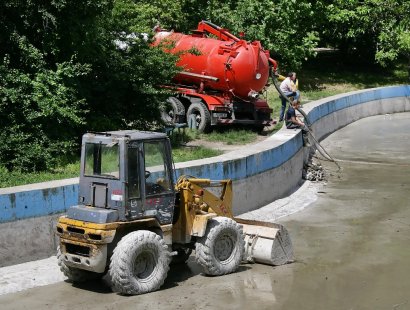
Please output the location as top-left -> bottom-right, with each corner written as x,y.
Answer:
191,213 -> 217,237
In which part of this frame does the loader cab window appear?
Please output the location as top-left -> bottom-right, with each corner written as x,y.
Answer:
84,142 -> 119,179
143,141 -> 172,196
127,147 -> 140,198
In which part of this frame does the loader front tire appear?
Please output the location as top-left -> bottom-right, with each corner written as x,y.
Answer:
195,217 -> 244,276
57,247 -> 103,282
109,231 -> 170,295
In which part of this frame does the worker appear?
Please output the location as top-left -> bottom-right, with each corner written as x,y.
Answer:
279,72 -> 300,122
285,100 -> 310,146
276,72 -> 299,90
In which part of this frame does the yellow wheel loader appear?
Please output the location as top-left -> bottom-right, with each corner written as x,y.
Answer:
56,131 -> 293,295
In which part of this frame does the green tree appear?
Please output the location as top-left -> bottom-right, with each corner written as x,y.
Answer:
112,0 -> 189,32
375,4 -> 410,73
321,0 -> 410,71
0,0 -> 179,172
83,0 -> 180,132
0,0 -> 93,171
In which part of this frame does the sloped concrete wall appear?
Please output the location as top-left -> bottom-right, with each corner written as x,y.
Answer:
1,85 -> 409,267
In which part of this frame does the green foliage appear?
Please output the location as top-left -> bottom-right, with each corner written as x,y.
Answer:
0,53 -> 89,171
376,24 -> 410,69
0,0 -> 179,173
300,52 -> 409,96
322,0 -> 410,69
112,0 -> 189,32
0,0 -> 105,172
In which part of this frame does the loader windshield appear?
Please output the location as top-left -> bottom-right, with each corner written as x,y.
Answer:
84,142 -> 120,179
144,141 -> 172,196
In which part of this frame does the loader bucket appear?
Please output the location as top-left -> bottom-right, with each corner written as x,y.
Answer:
235,218 -> 294,266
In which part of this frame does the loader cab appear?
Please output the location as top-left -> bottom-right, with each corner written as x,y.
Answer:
75,131 -> 176,225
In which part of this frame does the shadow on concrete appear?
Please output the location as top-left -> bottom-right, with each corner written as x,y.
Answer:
70,278 -> 112,294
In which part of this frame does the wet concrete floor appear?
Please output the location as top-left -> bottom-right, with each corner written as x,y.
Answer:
1,113 -> 409,310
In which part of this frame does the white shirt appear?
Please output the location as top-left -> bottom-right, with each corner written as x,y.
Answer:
280,77 -> 294,93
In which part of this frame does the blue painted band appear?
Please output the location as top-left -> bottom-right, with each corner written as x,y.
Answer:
0,184 -> 78,223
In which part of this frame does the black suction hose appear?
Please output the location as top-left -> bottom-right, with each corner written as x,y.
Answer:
270,71 -> 341,170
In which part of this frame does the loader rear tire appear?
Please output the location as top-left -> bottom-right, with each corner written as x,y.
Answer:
109,231 -> 170,295
195,217 -> 244,276
57,247 -> 103,282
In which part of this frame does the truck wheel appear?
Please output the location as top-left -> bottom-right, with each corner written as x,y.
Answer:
187,101 -> 211,132
161,97 -> 185,125
57,247 -> 103,282
195,217 -> 244,276
109,231 -> 170,295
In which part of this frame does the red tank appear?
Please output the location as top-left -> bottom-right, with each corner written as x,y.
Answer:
154,21 -> 277,132
155,30 -> 271,99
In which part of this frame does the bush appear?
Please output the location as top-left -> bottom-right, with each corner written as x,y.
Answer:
0,55 -> 89,172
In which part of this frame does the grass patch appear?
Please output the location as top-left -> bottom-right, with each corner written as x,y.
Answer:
172,145 -> 223,162
300,52 -> 408,97
0,163 -> 80,188
267,53 -> 408,121
181,128 -> 258,145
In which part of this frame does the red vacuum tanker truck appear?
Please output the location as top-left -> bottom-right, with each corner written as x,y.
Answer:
154,21 -> 278,132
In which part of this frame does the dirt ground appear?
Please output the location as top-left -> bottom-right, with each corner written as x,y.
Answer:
1,113 -> 409,310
